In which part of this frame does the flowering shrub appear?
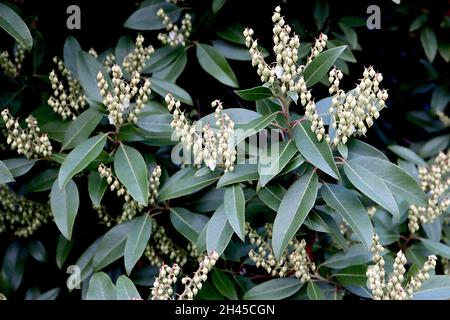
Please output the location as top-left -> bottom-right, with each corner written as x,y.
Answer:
0,0 -> 449,301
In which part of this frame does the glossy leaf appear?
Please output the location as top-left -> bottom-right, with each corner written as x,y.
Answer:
217,164 -> 259,188
149,77 -> 193,106
58,134 -> 107,189
235,86 -> 273,101
124,214 -> 153,275
116,275 -> 141,300
88,171 -> 108,208
2,157 -> 36,177
50,179 -> 79,241
243,278 -> 302,300
307,282 -> 325,300
343,160 -> 399,218
206,205 -> 234,256
0,2 -> 33,50
303,46 -> 347,86
321,183 -> 373,249
0,160 -> 14,184
294,122 -> 340,179
257,183 -> 286,211
114,144 -> 149,205
211,269 -> 238,300
388,145 -> 426,166
86,272 -> 116,300
196,43 -> 238,87
124,3 -> 181,30
62,108 -> 103,150
224,184 -> 246,241
170,207 -> 209,243
273,168 -> 318,260
259,140 -> 298,187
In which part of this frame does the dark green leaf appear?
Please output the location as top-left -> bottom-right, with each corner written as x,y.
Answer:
307,282 -> 325,300
149,77 -> 193,106
420,27 -> 438,62
259,140 -> 297,187
211,269 -> 238,300
62,108 -> 103,150
294,122 -> 340,179
88,171 -> 108,207
303,46 -> 347,86
224,184 -> 246,241
114,144 -> 149,205
86,272 -> 116,300
243,278 -> 302,300
235,86 -> 273,101
124,3 -> 181,30
170,207 -> 209,243
58,134 -> 107,189
217,164 -> 259,188
196,43 -> 238,87
206,205 -> 233,256
2,157 -> 36,177
116,275 -> 141,300
273,167 -> 318,260
50,179 -> 79,240
257,182 -> 286,211
0,2 -> 33,50
0,160 -> 14,184
124,214 -> 153,274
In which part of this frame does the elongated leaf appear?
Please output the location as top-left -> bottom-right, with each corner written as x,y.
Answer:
50,179 -> 79,241
77,51 -> 105,100
419,134 -> 450,158
259,140 -> 297,187
28,240 -> 47,263
294,122 -> 340,179
143,46 -> 183,73
124,3 -> 181,30
63,35 -> 81,76
88,171 -> 107,207
217,164 -> 259,188
170,207 -> 208,243
149,77 -> 193,106
211,269 -> 238,300
413,276 -> 450,300
346,139 -> 388,161
333,265 -> 367,286
196,43 -> 238,87
86,272 -> 116,300
234,113 -> 278,147
136,114 -> 172,133
322,244 -> 371,269
243,278 -> 302,300
420,238 -> 450,259
62,108 -> 103,150
114,144 -> 149,205
56,235 -> 72,269
124,214 -> 152,275
257,183 -> 286,211
420,26 -> 437,62
0,2 -> 33,50
273,167 -> 318,260
152,51 -> 187,82
206,205 -> 233,256
343,160 -> 399,218
388,145 -> 426,166
0,160 -> 14,184
159,169 -> 221,201
321,183 -> 373,249
116,275 -> 141,300
224,184 -> 246,241
303,46 -> 346,86
235,86 -> 272,101
23,168 -> 58,193
58,134 -> 107,189
93,220 -> 133,271
2,157 -> 36,177
348,156 -> 427,207
307,282 -> 325,300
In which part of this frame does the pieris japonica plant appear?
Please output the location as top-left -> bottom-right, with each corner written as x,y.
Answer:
1,0 -> 450,302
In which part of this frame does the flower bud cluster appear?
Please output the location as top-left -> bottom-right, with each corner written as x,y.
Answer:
246,223 -> 314,281
367,206 -> 377,218
0,42 -> 25,78
1,109 -> 53,159
0,185 -> 52,237
166,94 -> 237,172
97,65 -> 151,128
98,164 -> 143,224
145,223 -> 198,267
325,66 -> 388,145
103,53 -> 116,73
89,48 -> 98,58
149,165 -> 162,205
179,251 -> 219,300
366,234 -> 437,300
306,33 -> 328,65
244,6 -> 311,97
436,111 -> 450,127
47,57 -> 87,120
408,150 -> 450,233
123,34 -> 154,74
151,264 -> 181,300
157,8 -> 192,47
